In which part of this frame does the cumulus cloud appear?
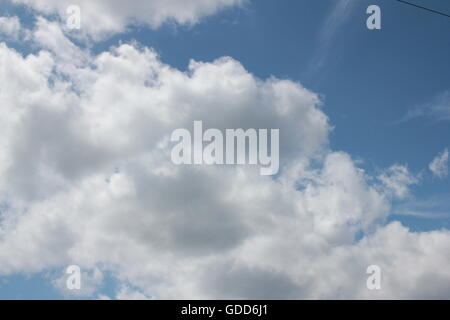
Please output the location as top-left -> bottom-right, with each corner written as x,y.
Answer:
0,18 -> 449,299
10,0 -> 244,39
429,148 -> 449,179
377,164 -> 418,200
0,16 -> 21,39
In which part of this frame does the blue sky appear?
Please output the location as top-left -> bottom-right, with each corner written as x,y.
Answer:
0,0 -> 450,299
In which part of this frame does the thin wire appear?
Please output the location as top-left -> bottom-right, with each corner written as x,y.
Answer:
395,0 -> 450,19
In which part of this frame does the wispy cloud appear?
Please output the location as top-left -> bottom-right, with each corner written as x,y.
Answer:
306,0 -> 359,77
320,0 -> 357,44
393,193 -> 450,219
429,148 -> 449,179
400,91 -> 450,123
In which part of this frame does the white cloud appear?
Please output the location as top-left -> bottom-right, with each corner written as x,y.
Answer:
116,286 -> 151,300
306,0 -> 359,76
429,148 -> 449,179
10,0 -> 244,39
319,0 -> 357,45
377,164 -> 418,200
401,91 -> 450,122
0,19 -> 449,299
0,16 -> 21,39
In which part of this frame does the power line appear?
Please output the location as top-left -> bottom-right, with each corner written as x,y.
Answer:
395,0 -> 450,19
